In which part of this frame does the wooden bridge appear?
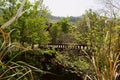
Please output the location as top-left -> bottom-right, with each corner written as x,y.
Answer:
38,44 -> 91,51
33,43 -> 92,56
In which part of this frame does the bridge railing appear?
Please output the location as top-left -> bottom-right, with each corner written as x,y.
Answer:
39,44 -> 91,50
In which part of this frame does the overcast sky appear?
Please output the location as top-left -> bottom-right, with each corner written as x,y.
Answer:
37,0 -> 102,17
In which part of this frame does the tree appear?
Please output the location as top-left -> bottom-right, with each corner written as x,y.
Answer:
49,18 -> 73,44
0,0 -> 26,29
17,0 -> 50,46
75,9 -> 107,45
60,18 -> 70,33
75,8 -> 120,80
0,0 -> 51,47
50,22 -> 62,43
97,0 -> 120,18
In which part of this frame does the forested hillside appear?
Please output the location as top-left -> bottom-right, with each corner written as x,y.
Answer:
0,0 -> 120,80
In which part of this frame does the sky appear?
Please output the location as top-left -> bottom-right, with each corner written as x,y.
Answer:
35,0 -> 102,17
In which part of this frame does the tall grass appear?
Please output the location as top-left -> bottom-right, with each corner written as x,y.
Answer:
0,28 -> 34,80
0,28 -> 57,80
84,25 -> 120,80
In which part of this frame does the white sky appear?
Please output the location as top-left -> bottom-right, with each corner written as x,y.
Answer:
34,0 -> 102,17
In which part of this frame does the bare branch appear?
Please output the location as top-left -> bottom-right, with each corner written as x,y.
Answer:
106,0 -> 120,10
0,0 -> 26,30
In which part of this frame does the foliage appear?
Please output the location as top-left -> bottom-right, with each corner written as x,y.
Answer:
50,18 -> 73,43
0,0 -> 120,80
0,29 -> 34,80
75,9 -> 120,80
55,52 -> 90,70
50,22 -> 62,43
60,18 -> 70,33
0,27 -> 55,80
0,0 -> 53,80
0,0 -> 50,46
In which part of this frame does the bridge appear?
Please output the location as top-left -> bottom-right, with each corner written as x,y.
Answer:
38,43 -> 91,51
30,43 -> 92,57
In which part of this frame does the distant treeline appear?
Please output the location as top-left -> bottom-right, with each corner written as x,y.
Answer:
50,15 -> 82,23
